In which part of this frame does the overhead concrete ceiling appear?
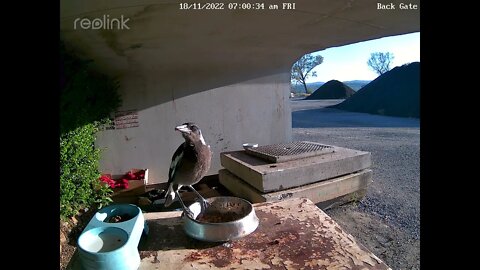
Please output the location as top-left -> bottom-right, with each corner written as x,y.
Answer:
60,0 -> 420,92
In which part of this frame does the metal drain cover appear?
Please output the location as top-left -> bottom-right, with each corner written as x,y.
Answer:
245,141 -> 335,163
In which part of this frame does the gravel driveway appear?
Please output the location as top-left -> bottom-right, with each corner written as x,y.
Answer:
291,98 -> 420,270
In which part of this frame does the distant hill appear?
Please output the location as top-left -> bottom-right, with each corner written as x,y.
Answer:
291,80 -> 370,93
291,82 -> 324,93
331,62 -> 420,118
343,80 -> 371,91
305,80 -> 355,100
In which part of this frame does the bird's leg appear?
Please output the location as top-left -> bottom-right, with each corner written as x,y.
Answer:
175,190 -> 194,218
187,185 -> 210,210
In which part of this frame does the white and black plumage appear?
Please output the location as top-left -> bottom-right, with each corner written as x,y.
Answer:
164,122 -> 212,217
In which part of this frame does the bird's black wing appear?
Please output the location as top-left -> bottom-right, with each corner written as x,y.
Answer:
168,142 -> 185,184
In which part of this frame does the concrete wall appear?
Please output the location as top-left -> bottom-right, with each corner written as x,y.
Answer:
96,73 -> 292,184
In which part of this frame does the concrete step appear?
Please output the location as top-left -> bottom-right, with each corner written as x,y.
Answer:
220,146 -> 371,192
219,168 -> 372,204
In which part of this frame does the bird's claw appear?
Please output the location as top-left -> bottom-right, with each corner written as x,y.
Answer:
200,199 -> 210,211
193,197 -> 210,211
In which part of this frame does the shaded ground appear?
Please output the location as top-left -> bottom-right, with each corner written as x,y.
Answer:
292,99 -> 420,270
60,208 -> 97,270
292,99 -> 419,128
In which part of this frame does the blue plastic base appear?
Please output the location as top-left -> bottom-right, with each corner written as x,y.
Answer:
77,204 -> 145,270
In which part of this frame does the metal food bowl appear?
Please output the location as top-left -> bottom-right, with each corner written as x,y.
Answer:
182,196 -> 259,242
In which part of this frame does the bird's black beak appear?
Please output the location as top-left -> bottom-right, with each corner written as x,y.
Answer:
175,124 -> 191,134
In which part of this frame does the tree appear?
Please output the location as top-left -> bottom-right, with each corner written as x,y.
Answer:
367,52 -> 394,75
291,53 -> 324,94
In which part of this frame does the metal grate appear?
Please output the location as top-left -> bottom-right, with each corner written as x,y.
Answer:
245,141 -> 335,163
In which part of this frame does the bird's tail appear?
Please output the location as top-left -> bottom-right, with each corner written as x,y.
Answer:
164,184 -> 176,207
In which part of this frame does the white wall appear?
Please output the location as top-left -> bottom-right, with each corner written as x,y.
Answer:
96,73 -> 292,184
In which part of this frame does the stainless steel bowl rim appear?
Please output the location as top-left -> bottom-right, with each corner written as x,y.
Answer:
182,196 -> 260,242
185,196 -> 253,225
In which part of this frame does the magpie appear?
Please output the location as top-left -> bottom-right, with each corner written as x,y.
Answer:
164,122 -> 212,218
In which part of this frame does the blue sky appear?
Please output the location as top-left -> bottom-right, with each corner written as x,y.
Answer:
306,32 -> 420,82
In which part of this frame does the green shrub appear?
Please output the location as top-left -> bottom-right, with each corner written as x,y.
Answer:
60,42 -> 121,219
60,122 -> 113,218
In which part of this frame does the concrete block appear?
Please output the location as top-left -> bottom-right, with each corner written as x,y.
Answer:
219,169 -> 372,204
220,146 -> 371,192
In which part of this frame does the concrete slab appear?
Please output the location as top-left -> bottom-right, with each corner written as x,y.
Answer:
137,198 -> 390,269
219,169 -> 372,204
220,146 -> 371,192
68,198 -> 390,269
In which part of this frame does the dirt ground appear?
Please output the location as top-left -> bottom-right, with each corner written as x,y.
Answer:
325,203 -> 420,270
293,98 -> 420,270
60,209 -> 96,270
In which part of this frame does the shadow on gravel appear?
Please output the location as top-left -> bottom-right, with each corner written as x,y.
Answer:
292,107 -> 420,128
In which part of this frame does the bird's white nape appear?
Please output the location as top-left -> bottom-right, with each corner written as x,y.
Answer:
199,131 -> 207,146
